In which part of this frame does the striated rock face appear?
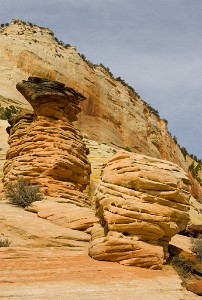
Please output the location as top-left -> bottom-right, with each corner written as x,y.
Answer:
0,20 -> 190,170
89,151 -> 191,269
3,77 -> 91,206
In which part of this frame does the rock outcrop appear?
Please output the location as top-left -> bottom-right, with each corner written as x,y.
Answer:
3,77 -> 91,206
89,151 -> 191,269
188,172 -> 202,202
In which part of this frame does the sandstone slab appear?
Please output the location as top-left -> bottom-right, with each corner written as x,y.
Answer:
26,197 -> 99,232
0,201 -> 90,250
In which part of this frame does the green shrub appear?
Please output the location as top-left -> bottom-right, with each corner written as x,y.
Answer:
189,162 -> 202,185
5,178 -> 43,208
124,146 -> 132,152
0,238 -> 12,247
192,234 -> 202,262
0,105 -> 17,120
180,146 -> 188,159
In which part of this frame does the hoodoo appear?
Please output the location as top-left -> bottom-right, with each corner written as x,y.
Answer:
3,77 -> 91,206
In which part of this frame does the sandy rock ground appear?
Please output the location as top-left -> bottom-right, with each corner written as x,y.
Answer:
0,250 -> 199,300
0,199 -> 199,300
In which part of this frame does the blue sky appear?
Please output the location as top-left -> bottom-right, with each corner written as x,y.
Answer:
1,0 -> 202,159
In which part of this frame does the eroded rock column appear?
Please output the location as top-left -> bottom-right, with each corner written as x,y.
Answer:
3,77 -> 91,206
89,151 -> 191,269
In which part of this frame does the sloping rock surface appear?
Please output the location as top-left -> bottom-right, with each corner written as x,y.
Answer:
26,197 -> 99,232
89,151 -> 191,269
0,247 -> 199,300
0,200 -> 90,250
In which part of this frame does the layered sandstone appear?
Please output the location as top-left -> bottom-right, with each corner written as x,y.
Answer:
0,19 -> 192,171
3,77 -> 91,206
0,200 -> 90,250
26,197 -> 98,232
89,151 -> 191,269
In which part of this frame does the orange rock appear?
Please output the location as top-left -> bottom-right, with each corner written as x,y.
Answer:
187,279 -> 202,295
3,77 -> 91,206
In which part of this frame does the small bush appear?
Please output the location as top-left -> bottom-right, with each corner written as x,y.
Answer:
192,234 -> 202,262
0,105 -> 17,120
189,162 -> 202,185
180,146 -> 188,159
5,178 -> 43,208
0,238 -> 12,247
124,146 -> 132,152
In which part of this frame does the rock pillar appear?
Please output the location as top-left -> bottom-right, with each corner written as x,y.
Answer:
3,77 -> 91,206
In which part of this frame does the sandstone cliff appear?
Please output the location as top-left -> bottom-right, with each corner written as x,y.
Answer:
0,19 -> 194,172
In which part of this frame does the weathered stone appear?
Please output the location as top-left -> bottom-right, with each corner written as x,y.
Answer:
170,234 -> 193,254
0,201 -> 90,250
89,151 -> 191,269
3,77 -> 91,206
186,224 -> 202,237
0,120 -> 9,191
187,279 -> 202,296
26,197 -> 99,232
